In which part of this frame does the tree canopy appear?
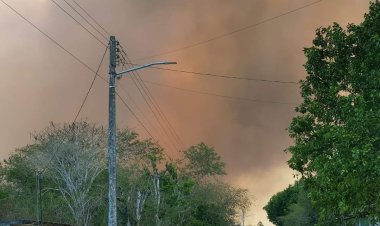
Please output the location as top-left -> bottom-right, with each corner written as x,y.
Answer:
286,1 -> 380,224
0,121 -> 251,226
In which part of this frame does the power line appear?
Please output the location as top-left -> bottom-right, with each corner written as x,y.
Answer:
117,75 -> 175,159
134,0 -> 323,61
117,67 -> 173,150
116,92 -> 154,139
73,46 -> 108,123
142,80 -> 297,106
120,47 -> 186,150
0,0 -> 107,83
49,0 -> 107,47
116,92 -> 173,160
71,0 -> 111,36
119,53 -> 182,151
117,49 -> 180,151
62,0 -> 108,41
116,81 -> 176,154
131,73 -> 180,150
132,72 -> 185,150
117,76 -> 175,157
0,0 -> 164,148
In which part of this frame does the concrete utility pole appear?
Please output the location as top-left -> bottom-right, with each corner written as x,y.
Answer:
107,36 -> 176,226
108,36 -> 117,226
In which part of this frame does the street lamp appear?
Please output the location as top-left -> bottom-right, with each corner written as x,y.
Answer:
107,36 -> 176,226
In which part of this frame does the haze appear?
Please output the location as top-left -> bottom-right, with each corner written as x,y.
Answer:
0,0 -> 370,225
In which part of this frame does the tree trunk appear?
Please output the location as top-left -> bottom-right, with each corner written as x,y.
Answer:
152,171 -> 160,226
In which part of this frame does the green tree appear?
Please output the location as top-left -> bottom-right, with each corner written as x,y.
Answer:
264,182 -> 318,226
0,146 -> 71,223
156,163 -> 195,226
264,183 -> 299,226
189,181 -> 251,226
182,142 -> 226,180
0,124 -> 252,226
0,122 -> 109,225
287,1 -> 380,223
116,132 -> 165,226
279,189 -> 317,226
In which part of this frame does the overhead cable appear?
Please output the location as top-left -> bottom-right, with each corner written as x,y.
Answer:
49,0 -> 107,47
62,0 -> 108,40
119,48 -> 183,150
0,0 -> 107,83
73,46 -> 108,122
71,0 -> 111,36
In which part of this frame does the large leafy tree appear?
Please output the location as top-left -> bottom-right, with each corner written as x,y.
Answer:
287,1 -> 380,223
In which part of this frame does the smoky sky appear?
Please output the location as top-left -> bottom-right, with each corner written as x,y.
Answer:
0,0 -> 370,225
